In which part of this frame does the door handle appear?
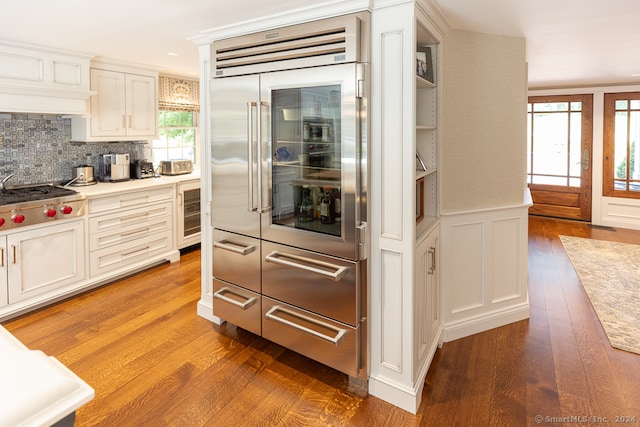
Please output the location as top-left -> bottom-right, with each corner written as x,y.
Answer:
213,287 -> 257,310
582,149 -> 590,171
247,101 -> 258,212
213,240 -> 256,256
265,251 -> 348,281
257,101 -> 274,213
265,305 -> 346,346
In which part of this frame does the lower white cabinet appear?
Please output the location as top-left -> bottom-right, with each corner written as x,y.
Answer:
2,219 -> 86,304
414,225 -> 441,380
88,186 -> 175,277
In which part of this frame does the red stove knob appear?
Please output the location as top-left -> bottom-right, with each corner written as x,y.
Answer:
44,208 -> 57,218
0,218 -> 5,227
12,213 -> 25,224
61,205 -> 73,215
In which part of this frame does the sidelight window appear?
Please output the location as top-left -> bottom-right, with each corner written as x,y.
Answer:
603,92 -> 640,197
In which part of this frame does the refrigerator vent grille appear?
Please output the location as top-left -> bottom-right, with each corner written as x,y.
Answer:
212,14 -> 361,77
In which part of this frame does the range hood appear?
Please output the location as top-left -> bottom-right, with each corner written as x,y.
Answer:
0,41 -> 95,116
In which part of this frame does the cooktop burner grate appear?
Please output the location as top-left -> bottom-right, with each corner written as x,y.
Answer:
0,185 -> 79,206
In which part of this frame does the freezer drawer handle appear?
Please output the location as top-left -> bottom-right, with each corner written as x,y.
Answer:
213,240 -> 257,256
213,287 -> 257,310
265,305 -> 346,346
265,251 -> 347,281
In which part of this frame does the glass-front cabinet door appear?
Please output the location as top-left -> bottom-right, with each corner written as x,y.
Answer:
261,64 -> 362,261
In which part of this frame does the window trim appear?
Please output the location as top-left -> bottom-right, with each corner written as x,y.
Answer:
603,92 -> 640,199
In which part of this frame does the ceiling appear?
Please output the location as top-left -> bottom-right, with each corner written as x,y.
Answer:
2,0 -> 640,88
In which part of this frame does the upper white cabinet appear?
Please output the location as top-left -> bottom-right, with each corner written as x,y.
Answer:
0,41 -> 94,115
71,63 -> 158,142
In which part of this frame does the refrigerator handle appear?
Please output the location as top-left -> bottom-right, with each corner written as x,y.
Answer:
265,251 -> 348,281
247,102 -> 258,212
257,101 -> 272,213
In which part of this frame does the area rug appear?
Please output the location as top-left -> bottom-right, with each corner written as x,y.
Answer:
559,235 -> 640,355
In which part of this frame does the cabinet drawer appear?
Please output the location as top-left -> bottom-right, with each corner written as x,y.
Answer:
89,202 -> 172,250
88,186 -> 173,214
89,231 -> 172,276
213,279 -> 261,336
262,241 -> 360,326
262,297 -> 360,377
213,230 -> 260,293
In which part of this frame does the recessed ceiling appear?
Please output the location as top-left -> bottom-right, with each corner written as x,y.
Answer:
2,0 -> 640,88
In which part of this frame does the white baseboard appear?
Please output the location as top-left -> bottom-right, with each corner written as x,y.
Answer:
196,299 -> 223,325
368,374 -> 424,414
442,302 -> 530,342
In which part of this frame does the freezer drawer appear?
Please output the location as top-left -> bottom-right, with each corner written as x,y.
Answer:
262,241 -> 360,326
213,280 -> 261,336
212,230 -> 261,293
262,297 -> 360,377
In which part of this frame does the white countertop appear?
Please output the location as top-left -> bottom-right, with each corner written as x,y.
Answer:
0,326 -> 95,427
71,169 -> 200,198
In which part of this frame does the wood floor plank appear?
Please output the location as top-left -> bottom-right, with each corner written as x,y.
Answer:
2,217 -> 640,426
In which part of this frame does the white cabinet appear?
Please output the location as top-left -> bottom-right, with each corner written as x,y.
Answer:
369,0 -> 446,413
414,226 -> 440,380
87,186 -> 176,276
0,41 -> 94,115
71,66 -> 158,142
2,220 -> 85,304
177,179 -> 201,249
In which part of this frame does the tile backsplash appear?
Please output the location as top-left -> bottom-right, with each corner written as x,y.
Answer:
0,113 -> 150,186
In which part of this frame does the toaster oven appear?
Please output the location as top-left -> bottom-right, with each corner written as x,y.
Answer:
160,160 -> 193,176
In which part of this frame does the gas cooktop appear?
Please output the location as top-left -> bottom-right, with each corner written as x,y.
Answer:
0,185 -> 86,230
0,185 -> 79,206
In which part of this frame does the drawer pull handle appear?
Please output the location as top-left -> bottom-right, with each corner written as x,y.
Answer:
121,213 -> 149,223
265,251 -> 347,281
265,305 -> 346,346
213,287 -> 257,310
213,240 -> 256,256
121,228 -> 150,238
122,246 -> 149,257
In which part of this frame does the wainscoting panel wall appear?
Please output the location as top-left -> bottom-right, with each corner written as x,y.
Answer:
440,201 -> 530,342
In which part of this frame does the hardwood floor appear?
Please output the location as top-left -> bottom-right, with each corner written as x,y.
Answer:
3,216 -> 640,426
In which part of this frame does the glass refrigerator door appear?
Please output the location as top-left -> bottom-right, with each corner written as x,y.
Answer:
261,64 -> 360,260
271,85 -> 342,235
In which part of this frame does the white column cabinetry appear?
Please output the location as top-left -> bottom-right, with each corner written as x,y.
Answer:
369,0 -> 446,413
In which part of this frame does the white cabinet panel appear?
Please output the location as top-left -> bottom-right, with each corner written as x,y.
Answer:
90,232 -> 172,276
6,220 -> 85,304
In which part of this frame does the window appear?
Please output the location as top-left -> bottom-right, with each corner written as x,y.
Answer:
527,98 -> 584,186
154,75 -> 200,167
603,92 -> 640,198
153,110 -> 199,167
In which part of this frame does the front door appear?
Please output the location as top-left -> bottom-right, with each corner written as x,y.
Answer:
527,94 -> 593,221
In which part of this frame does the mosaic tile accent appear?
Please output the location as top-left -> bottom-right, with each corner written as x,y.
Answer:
0,113 -> 150,186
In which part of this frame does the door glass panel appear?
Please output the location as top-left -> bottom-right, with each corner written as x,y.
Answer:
271,85 -> 342,237
614,111 -> 628,180
569,111 -> 582,180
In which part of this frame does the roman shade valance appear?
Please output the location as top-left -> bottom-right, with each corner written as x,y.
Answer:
158,75 -> 200,112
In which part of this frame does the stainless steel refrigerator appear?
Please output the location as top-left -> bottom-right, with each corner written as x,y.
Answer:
210,13 -> 368,378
